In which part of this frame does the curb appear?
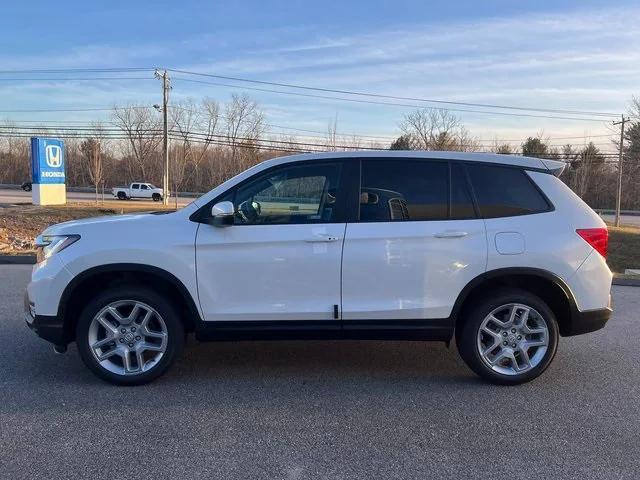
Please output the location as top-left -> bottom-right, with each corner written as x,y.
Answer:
0,255 -> 36,264
612,276 -> 640,287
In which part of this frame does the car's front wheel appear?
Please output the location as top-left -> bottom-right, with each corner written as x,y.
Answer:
456,288 -> 559,385
76,286 -> 184,385
152,193 -> 161,202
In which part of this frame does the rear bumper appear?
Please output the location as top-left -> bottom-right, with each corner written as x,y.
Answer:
563,294 -> 612,336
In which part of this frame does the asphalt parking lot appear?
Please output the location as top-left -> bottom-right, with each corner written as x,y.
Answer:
1,265 -> 639,479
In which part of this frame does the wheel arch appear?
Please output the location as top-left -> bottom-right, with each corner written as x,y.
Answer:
451,268 -> 577,337
58,263 -> 201,343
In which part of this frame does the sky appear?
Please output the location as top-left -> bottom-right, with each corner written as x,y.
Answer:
1,0 -> 638,151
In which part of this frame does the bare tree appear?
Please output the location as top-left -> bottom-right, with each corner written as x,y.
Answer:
389,134 -> 418,150
326,114 -> 338,151
80,138 -> 102,202
224,94 -> 265,167
78,123 -> 110,202
348,134 -> 363,150
574,143 -> 604,199
171,98 -> 220,194
0,121 -> 30,184
197,98 -> 221,175
400,109 -> 478,151
113,106 -> 163,180
492,140 -> 515,154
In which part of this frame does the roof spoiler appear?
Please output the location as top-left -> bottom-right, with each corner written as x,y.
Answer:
540,158 -> 565,177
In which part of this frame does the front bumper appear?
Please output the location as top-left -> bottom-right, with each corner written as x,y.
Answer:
24,291 -> 67,345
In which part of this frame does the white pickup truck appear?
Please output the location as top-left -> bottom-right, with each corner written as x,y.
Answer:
112,182 -> 166,201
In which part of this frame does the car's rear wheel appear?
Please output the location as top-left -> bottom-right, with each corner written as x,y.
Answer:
76,286 -> 184,385
117,191 -> 127,200
456,288 -> 559,385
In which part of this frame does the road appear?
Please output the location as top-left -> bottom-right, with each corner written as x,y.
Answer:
0,187 -> 193,206
1,265 -> 639,479
600,214 -> 640,227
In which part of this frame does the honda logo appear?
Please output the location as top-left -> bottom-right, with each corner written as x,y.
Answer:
45,145 -> 62,168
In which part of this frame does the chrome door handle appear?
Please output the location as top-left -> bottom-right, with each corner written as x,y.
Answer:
305,234 -> 340,242
434,231 -> 468,238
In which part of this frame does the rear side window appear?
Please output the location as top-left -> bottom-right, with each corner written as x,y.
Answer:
467,164 -> 550,218
360,160 -> 448,221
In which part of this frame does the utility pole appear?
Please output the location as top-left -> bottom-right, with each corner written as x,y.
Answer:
155,69 -> 171,206
613,115 -> 627,227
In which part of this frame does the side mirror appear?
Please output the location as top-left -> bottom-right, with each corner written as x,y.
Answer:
210,201 -> 235,227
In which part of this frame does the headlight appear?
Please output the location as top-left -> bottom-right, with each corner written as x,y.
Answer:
35,234 -> 80,263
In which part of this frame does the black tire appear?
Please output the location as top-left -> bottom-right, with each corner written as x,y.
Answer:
117,191 -> 127,200
456,288 -> 559,385
152,193 -> 161,202
75,285 -> 184,386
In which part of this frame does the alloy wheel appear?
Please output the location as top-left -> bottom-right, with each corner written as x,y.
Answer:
476,303 -> 549,376
88,300 -> 168,376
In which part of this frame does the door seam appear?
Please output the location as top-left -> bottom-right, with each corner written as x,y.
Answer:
339,223 -> 348,327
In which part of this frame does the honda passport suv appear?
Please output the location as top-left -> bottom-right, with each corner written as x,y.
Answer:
24,151 -> 612,385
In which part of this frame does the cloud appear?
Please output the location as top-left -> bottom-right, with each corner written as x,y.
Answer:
1,4 -> 637,143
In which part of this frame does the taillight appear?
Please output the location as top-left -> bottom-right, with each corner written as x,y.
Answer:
576,228 -> 608,258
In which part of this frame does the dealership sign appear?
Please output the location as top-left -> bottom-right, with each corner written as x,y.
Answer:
31,137 -> 67,204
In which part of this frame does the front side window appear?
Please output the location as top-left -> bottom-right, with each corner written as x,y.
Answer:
231,162 -> 342,225
467,164 -> 550,218
141,184 -> 149,190
359,159 -> 448,221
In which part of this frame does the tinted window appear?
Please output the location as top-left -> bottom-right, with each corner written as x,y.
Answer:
232,162 -> 342,225
467,164 -> 550,218
451,163 -> 476,219
132,184 -> 140,189
141,184 -> 148,190
360,160 -> 448,221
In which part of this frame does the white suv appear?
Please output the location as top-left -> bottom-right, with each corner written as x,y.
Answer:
24,151 -> 612,385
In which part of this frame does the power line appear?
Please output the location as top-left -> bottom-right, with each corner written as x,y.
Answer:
171,76 -> 612,123
0,65 -> 623,120
175,130 -> 381,151
0,106 -> 152,113
0,116 -> 618,144
0,77 -> 153,82
167,68 -> 621,118
0,67 -> 154,74
0,130 -> 624,158
0,124 -> 620,153
0,119 -> 119,125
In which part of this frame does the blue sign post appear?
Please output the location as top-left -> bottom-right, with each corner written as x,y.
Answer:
31,137 -> 66,205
